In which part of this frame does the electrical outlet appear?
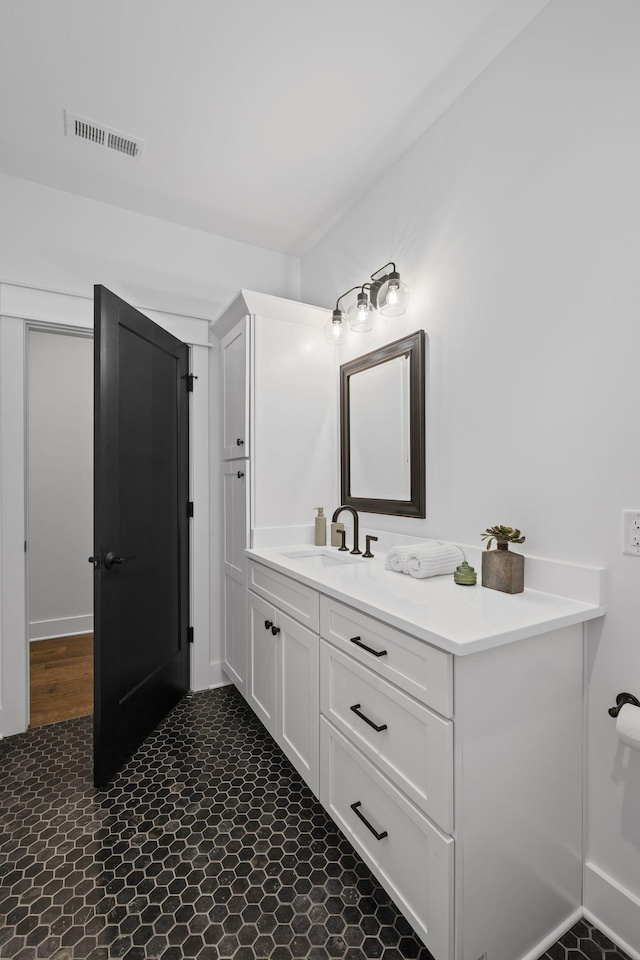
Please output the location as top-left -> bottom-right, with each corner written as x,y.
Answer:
623,510 -> 640,556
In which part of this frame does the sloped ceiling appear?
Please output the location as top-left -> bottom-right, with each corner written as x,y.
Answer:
0,0 -> 549,255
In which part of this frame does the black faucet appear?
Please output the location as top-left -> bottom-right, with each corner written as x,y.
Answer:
331,505 -> 361,555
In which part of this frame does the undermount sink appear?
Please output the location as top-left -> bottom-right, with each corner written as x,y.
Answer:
279,548 -> 365,567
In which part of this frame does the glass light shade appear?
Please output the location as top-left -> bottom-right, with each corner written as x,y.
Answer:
324,312 -> 349,345
347,293 -> 376,332
378,276 -> 409,317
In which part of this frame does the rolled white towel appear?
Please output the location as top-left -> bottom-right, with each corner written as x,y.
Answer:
385,541 -> 440,573
384,544 -> 413,573
406,542 -> 464,579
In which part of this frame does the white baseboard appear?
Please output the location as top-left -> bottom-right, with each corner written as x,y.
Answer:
29,615 -> 93,640
584,861 -> 640,960
518,908 -> 583,960
208,659 -> 231,689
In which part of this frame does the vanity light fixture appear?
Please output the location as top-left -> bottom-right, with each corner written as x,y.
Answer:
325,262 -> 409,345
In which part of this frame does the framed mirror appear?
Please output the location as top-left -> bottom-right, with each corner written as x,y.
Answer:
340,330 -> 425,518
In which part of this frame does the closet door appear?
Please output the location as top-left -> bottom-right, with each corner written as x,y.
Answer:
221,317 -> 250,460
222,461 -> 249,694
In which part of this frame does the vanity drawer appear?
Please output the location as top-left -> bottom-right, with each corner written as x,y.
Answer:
248,560 -> 319,632
320,641 -> 453,832
320,596 -> 452,718
320,718 -> 453,960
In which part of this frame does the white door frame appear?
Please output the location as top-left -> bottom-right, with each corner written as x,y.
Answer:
0,282 -> 212,738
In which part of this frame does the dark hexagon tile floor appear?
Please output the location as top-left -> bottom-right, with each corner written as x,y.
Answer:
0,686 -> 632,960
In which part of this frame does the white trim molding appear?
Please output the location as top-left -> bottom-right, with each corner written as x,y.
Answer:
29,616 -> 94,641
0,282 -> 212,346
0,315 -> 28,736
584,861 -> 640,960
209,660 -> 231,689
519,908 -> 584,960
188,343 -> 211,693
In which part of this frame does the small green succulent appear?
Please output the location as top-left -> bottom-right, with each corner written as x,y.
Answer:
481,525 -> 526,550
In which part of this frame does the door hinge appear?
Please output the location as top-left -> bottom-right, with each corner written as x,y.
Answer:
184,373 -> 198,392
188,626 -> 194,644
187,501 -> 194,518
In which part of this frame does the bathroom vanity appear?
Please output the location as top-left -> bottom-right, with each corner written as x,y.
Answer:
211,292 -> 606,960
242,545 -> 604,960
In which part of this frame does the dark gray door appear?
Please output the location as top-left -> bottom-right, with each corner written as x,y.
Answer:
92,285 -> 190,788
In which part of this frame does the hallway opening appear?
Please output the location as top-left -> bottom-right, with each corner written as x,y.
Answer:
26,326 -> 93,727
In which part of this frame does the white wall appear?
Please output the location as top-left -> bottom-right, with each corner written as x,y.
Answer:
28,329 -> 93,639
301,0 -> 640,951
0,172 -> 300,318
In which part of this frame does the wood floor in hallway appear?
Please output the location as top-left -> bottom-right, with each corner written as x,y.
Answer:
29,632 -> 93,727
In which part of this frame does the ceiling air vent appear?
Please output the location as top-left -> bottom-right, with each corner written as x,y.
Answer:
64,110 -> 144,161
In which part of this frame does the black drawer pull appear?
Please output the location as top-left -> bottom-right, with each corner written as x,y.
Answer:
350,801 -> 388,841
264,620 -> 273,630
237,470 -> 245,479
349,636 -> 387,658
236,438 -> 244,446
271,625 -> 281,636
350,704 -> 388,732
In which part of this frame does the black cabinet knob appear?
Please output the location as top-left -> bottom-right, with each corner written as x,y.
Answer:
264,620 -> 273,630
237,471 -> 245,479
236,438 -> 244,446
271,625 -> 281,636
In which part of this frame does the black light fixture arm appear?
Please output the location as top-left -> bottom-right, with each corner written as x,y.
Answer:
335,285 -> 363,312
370,261 -> 396,282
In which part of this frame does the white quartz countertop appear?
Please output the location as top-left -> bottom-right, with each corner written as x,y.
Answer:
246,545 -> 605,656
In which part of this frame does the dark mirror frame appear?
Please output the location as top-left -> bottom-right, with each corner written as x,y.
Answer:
340,330 -> 426,518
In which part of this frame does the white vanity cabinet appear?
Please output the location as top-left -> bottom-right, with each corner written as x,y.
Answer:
247,560 -> 320,795
319,596 -> 455,959
244,553 -> 589,960
319,594 -> 584,960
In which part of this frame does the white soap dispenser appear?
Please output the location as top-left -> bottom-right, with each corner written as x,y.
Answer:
314,507 -> 327,546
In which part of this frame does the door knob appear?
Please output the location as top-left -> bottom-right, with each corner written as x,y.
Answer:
104,551 -> 137,569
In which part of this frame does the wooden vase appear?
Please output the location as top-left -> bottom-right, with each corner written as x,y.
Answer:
481,542 -> 524,594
